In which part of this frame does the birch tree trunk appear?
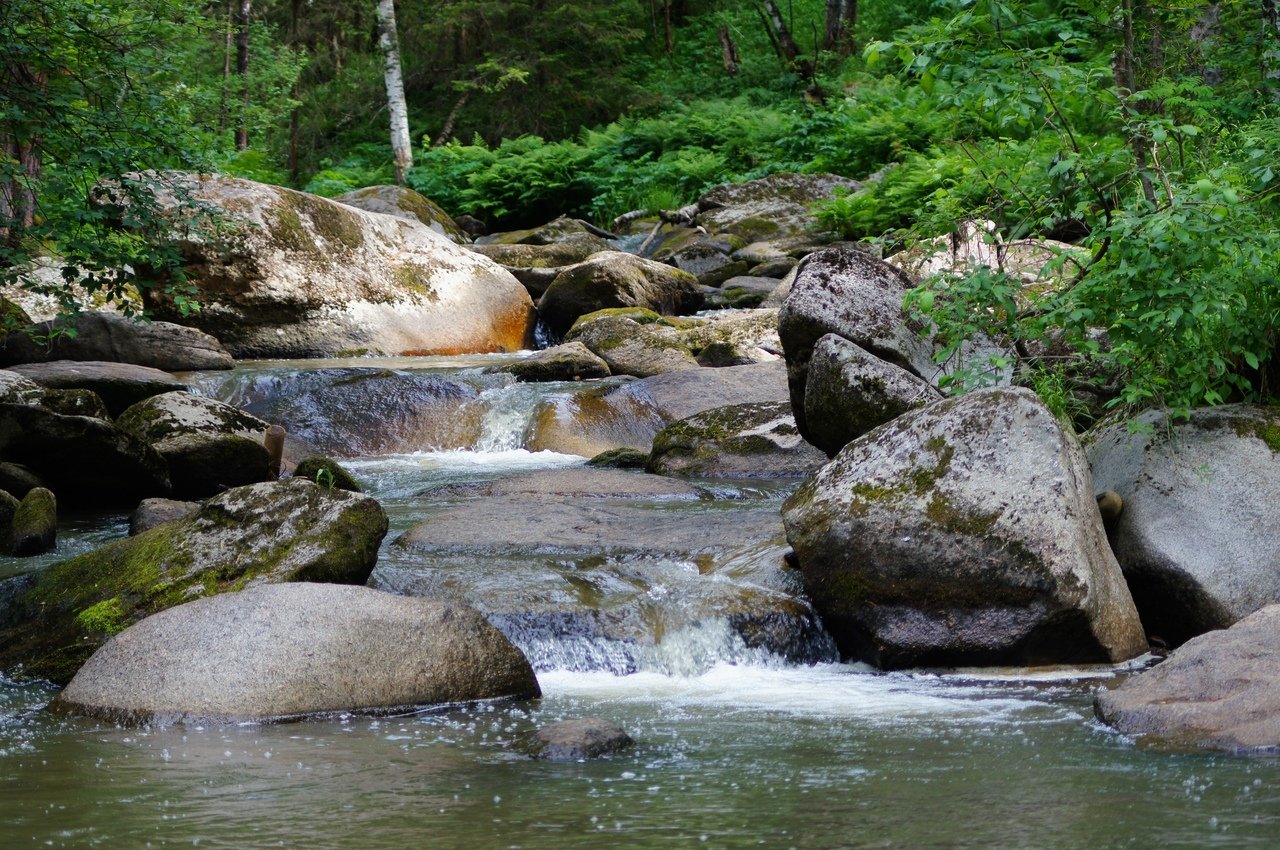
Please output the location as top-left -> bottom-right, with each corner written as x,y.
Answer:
235,0 -> 251,150
376,0 -> 413,185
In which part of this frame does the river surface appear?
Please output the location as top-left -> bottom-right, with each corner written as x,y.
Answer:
3,356 -> 1279,848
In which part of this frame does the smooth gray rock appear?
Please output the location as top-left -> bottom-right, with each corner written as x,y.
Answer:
649,401 -> 828,479
0,311 -> 233,371
50,583 -> 540,724
696,173 -> 862,243
11,486 -> 56,556
803,334 -> 942,457
116,392 -> 272,499
1087,405 -> 1280,646
782,387 -> 1148,669
1095,605 -> 1280,752
129,497 -> 200,535
531,718 -> 634,761
8,360 -> 187,418
0,478 -> 388,684
539,252 -> 704,338
0,462 -> 46,499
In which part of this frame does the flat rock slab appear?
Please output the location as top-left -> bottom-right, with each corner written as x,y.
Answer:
531,718 -> 634,761
420,468 -> 705,501
7,361 -> 187,418
1095,605 -> 1280,752
50,583 -> 540,725
0,311 -> 233,371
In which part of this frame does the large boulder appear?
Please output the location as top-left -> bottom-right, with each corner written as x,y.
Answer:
204,367 -> 485,456
103,172 -> 535,358
538,252 -> 704,339
0,399 -> 170,507
8,361 -> 187,418
0,311 -> 233,371
802,334 -> 942,457
1087,405 -> 1280,646
381,468 -> 834,673
335,185 -> 469,243
491,341 -> 611,383
1095,605 -> 1280,752
50,583 -> 539,724
0,478 -> 388,684
648,401 -> 827,479
565,314 -> 700,377
696,173 -> 862,244
782,387 -> 1148,669
116,391 -> 272,498
526,361 -> 790,456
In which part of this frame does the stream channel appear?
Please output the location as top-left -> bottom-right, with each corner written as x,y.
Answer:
3,354 -> 1279,848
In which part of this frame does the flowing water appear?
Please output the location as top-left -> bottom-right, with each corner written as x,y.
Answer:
3,356 -> 1279,848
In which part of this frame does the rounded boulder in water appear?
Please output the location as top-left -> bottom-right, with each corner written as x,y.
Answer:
50,583 -> 541,725
529,718 -> 634,761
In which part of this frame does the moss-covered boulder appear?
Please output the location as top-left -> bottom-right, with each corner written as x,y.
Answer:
117,392 -> 272,499
696,173 -> 862,243
538,251 -> 704,339
565,315 -> 699,377
782,387 -> 1148,669
293,456 -> 362,492
0,478 -> 388,684
1087,405 -> 1280,647
0,311 -> 233,371
491,341 -> 611,383
586,447 -> 649,469
475,216 -> 602,246
98,172 -> 534,357
803,334 -> 942,457
0,488 -> 18,552
649,401 -> 827,479
11,486 -> 56,557
8,360 -> 187,418
0,462 -> 46,500
51,583 -> 539,725
335,185 -> 469,243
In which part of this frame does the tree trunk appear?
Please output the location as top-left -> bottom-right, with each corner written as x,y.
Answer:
433,90 -> 470,147
376,0 -> 413,185
235,0 -> 251,150
759,0 -> 801,65
718,25 -> 740,75
823,0 -> 858,54
1,65 -> 44,248
664,0 -> 674,55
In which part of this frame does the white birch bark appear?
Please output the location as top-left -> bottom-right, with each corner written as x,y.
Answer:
376,0 -> 413,185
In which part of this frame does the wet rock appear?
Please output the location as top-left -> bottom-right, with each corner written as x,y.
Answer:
538,252 -> 704,339
335,185 -> 469,243
586,448 -> 649,469
0,402 -> 170,507
383,468 -> 833,671
100,172 -> 534,357
1095,605 -> 1280,753
116,392 -> 271,499
7,360 -> 187,418
0,488 -> 17,551
0,462 -> 46,499
493,341 -> 611,382
11,487 -> 56,556
531,718 -> 634,761
1087,405 -> 1280,646
50,583 -> 539,725
129,497 -> 200,535
476,216 -> 600,246
803,334 -> 942,457
566,314 -> 699,378
782,387 -> 1148,669
292,457 -> 362,493
655,235 -> 749,286
209,368 -> 485,457
649,402 -> 827,479
526,361 -> 790,456
0,311 -> 234,371
0,478 -> 388,684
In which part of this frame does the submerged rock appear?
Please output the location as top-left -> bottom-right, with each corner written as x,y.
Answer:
530,718 -> 634,761
782,387 -> 1147,669
0,311 -> 233,371
648,401 -> 827,479
51,583 -> 539,725
1095,605 -> 1280,753
0,478 -> 388,684
538,251 -> 703,339
1087,405 -> 1280,646
116,392 -> 272,498
7,360 -> 187,418
102,172 -> 534,357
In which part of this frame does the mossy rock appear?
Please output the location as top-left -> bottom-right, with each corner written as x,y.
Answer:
586,448 -> 650,469
648,402 -> 827,479
11,486 -> 56,557
335,185 -> 469,243
538,251 -> 704,339
293,457 -> 363,492
0,478 -> 389,684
